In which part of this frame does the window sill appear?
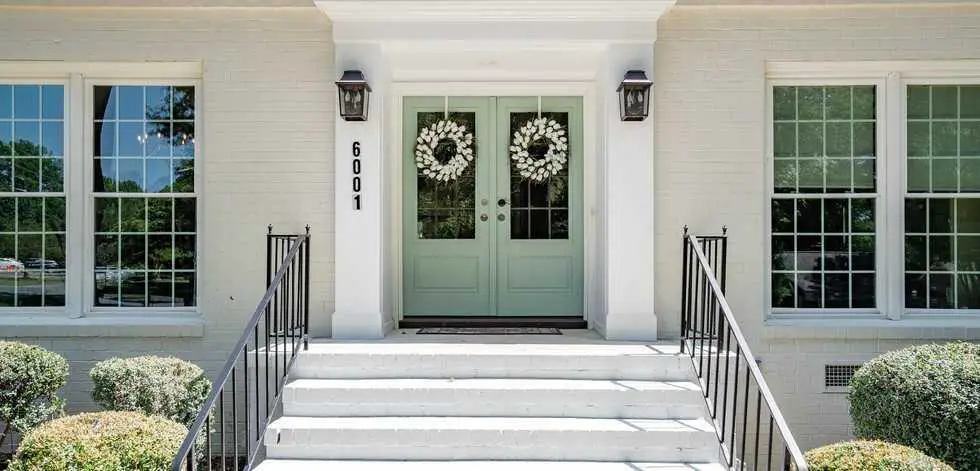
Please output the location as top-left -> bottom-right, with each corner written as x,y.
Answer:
0,315 -> 205,338
764,316 -> 980,340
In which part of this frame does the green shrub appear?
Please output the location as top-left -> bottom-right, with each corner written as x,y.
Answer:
7,411 -> 186,471
849,342 -> 980,470
0,341 -> 69,449
805,440 -> 954,470
90,356 -> 211,427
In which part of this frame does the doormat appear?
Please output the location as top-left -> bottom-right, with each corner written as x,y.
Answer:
416,327 -> 562,335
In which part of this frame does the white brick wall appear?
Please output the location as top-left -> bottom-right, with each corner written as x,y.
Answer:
0,6 -> 334,412
654,3 -> 980,450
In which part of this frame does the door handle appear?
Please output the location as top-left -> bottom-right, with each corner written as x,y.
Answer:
497,198 -> 509,207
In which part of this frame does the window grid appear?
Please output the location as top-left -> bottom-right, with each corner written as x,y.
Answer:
0,84 -> 66,308
904,198 -> 980,309
92,85 -> 196,309
771,85 -> 877,311
509,111 -> 570,240
415,111 -> 476,240
905,85 -> 980,311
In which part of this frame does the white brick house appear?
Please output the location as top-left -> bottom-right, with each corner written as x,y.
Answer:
1,0 -> 979,462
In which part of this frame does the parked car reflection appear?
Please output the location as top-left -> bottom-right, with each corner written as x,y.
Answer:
0,258 -> 26,278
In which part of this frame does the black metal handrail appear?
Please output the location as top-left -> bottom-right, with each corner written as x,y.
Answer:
681,226 -> 808,471
171,225 -> 311,471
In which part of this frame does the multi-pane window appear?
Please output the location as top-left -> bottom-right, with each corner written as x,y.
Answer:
0,84 -> 66,307
905,85 -> 980,310
415,111 -> 476,240
509,112 -> 570,240
770,85 -> 877,310
92,85 -> 196,308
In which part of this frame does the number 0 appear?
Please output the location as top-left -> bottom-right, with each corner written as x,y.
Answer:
353,176 -> 361,192
352,141 -> 361,157
352,159 -> 361,174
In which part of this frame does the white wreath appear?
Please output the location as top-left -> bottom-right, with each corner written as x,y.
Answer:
415,120 -> 474,182
510,118 -> 568,182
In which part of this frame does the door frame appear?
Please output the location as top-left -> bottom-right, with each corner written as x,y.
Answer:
388,82 -> 598,324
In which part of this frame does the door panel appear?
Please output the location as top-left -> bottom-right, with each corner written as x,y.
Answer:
402,97 -> 493,316
402,96 -> 583,317
495,97 -> 584,316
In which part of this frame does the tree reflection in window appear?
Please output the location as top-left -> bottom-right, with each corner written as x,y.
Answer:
92,85 -> 196,308
0,84 -> 66,307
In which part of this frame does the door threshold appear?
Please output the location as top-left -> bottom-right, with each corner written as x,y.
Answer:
400,316 -> 587,329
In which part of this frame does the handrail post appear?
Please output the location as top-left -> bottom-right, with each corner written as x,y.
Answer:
266,225 -> 273,290
303,225 -> 311,350
681,225 -> 689,353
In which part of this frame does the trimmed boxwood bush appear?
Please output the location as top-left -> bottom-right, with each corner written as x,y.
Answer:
805,440 -> 954,471
0,341 -> 69,449
849,342 -> 980,470
91,356 -> 211,427
7,411 -> 186,471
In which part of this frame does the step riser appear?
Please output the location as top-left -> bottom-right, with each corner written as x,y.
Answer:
265,432 -> 717,462
290,355 -> 692,381
284,391 -> 706,419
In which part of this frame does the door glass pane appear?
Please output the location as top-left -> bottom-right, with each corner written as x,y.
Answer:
509,111 -> 570,240
415,111 -> 476,239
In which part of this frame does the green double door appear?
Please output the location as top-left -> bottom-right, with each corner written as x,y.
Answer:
403,96 -> 584,317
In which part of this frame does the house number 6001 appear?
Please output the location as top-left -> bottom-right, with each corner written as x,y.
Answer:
352,141 -> 362,210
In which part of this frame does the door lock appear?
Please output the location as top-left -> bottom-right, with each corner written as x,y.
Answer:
480,213 -> 489,222
497,213 -> 506,222
497,198 -> 509,207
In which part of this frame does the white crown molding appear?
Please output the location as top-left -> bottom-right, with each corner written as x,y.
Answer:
315,0 -> 676,23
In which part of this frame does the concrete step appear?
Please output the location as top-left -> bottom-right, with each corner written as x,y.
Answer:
255,460 -> 727,471
265,416 -> 718,462
283,378 -> 707,419
291,342 -> 690,381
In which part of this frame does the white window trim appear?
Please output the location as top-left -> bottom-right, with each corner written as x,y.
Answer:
0,62 -> 203,325
765,77 -> 889,320
83,78 -> 202,317
765,60 -> 980,324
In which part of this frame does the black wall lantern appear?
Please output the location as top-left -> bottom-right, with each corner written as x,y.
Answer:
336,70 -> 371,121
616,70 -> 653,122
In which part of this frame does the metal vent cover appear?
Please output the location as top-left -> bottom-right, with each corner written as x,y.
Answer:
825,364 -> 862,389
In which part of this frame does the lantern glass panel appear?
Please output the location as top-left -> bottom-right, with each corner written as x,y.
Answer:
339,85 -> 368,121
621,85 -> 650,121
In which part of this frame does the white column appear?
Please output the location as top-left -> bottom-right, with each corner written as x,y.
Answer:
331,44 -> 388,339
602,43 -> 657,340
